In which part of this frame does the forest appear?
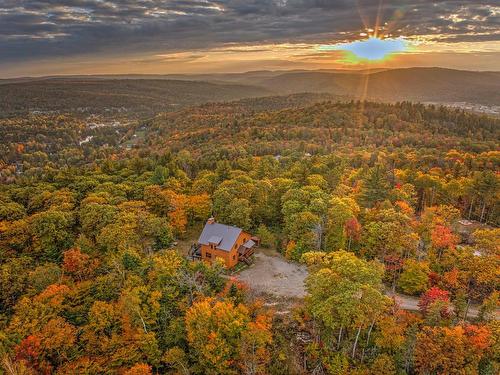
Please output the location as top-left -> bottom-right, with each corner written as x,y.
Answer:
0,96 -> 499,374
0,78 -> 271,119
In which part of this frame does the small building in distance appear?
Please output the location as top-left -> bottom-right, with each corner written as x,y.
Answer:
190,218 -> 257,268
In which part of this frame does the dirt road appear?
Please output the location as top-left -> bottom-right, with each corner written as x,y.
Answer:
386,291 -> 500,319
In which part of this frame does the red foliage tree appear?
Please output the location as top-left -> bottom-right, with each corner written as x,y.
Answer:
15,335 -> 51,374
62,247 -> 97,280
345,217 -> 361,250
345,217 -> 361,241
418,286 -> 450,316
427,271 -> 441,287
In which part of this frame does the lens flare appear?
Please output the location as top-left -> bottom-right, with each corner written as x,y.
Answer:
319,36 -> 411,63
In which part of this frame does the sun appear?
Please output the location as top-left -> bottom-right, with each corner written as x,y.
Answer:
319,36 -> 410,63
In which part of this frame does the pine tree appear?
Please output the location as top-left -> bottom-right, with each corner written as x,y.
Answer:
359,165 -> 390,208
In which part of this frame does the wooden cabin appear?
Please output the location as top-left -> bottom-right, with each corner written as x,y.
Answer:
190,218 -> 256,268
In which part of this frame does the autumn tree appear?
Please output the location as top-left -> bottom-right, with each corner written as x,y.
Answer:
144,186 -> 188,235
78,200 -> 117,242
124,363 -> 153,375
286,211 -> 321,259
469,171 -> 498,224
415,325 -> 491,374
473,228 -> 500,257
478,292 -> 499,322
430,224 -> 459,259
325,197 -> 360,251
0,201 -> 26,221
97,202 -> 173,254
255,224 -> 275,248
361,207 -> 418,261
186,193 -> 212,223
185,298 -> 272,374
303,251 -> 390,357
418,287 -> 450,318
62,247 -> 98,280
398,260 -> 430,295
0,257 -> 31,313
29,210 -> 74,260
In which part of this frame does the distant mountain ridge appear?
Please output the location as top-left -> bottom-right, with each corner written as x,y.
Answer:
250,68 -> 500,105
0,67 -> 498,117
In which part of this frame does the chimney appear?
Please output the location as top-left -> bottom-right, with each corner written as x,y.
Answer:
207,217 -> 215,225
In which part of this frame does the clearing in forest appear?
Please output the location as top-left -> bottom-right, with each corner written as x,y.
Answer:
236,249 -> 308,299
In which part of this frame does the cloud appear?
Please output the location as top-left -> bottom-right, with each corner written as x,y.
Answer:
0,1 -> 499,66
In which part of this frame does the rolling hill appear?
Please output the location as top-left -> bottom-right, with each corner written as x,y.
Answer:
1,68 -> 498,118
251,68 -> 500,105
0,78 -> 271,118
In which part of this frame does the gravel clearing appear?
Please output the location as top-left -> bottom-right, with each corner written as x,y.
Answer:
236,250 -> 499,320
236,251 -> 308,298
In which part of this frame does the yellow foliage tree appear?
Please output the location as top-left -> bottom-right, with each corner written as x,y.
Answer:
185,298 -> 272,374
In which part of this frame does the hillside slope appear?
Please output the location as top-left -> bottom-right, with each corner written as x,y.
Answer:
0,78 -> 271,117
254,68 -> 500,105
146,97 -> 499,159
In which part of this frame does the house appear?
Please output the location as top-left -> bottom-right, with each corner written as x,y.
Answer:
190,218 -> 257,268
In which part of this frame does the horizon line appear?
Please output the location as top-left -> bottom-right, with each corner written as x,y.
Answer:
1,66 -> 499,81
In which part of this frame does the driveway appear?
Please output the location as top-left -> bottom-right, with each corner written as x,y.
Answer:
236,250 -> 499,320
236,250 -> 308,299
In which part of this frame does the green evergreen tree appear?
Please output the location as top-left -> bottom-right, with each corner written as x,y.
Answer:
359,166 -> 390,208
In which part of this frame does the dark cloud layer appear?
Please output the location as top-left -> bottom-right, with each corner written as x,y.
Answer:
0,1 -> 498,63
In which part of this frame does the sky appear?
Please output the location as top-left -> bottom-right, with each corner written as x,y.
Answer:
0,1 -> 499,77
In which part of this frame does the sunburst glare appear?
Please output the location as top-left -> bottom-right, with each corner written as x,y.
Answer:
319,36 -> 411,63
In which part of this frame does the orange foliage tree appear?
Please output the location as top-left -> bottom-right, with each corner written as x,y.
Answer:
185,298 -> 272,374
415,325 -> 491,374
431,224 -> 459,258
124,363 -> 153,375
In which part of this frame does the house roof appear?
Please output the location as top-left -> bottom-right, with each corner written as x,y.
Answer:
198,222 -> 242,252
208,235 -> 222,245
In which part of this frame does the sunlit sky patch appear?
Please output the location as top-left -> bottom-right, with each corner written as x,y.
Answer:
319,37 -> 411,63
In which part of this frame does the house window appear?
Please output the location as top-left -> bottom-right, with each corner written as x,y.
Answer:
233,255 -> 236,260
206,252 -> 212,258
